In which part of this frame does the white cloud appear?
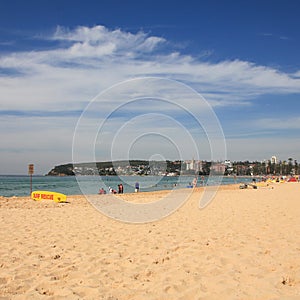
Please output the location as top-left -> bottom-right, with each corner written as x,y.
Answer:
292,71 -> 300,79
253,117 -> 300,130
0,25 -> 300,173
1,25 -> 299,110
52,25 -> 165,58
0,114 -> 77,174
226,137 -> 300,162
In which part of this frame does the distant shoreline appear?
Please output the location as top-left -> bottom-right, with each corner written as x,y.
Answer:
0,174 -> 297,198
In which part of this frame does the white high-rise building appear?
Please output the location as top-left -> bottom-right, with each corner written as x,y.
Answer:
186,158 -> 195,170
271,156 -> 277,164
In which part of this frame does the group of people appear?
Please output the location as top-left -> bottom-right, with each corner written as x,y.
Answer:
98,183 -> 125,195
187,176 -> 207,188
98,182 -> 140,195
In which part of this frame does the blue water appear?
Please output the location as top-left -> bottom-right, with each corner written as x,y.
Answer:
0,175 -> 252,197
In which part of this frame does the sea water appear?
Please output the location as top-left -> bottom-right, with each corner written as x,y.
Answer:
0,175 -> 252,197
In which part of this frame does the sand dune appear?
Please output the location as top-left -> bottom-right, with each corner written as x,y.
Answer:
0,183 -> 299,299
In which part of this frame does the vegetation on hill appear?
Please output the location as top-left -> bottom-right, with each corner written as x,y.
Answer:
46,158 -> 299,176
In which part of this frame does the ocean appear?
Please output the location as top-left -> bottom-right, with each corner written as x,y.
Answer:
0,175 -> 252,197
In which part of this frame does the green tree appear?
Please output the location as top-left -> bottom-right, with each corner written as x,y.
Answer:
288,158 -> 293,175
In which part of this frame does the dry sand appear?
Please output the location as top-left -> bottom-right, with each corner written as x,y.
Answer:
0,183 -> 299,299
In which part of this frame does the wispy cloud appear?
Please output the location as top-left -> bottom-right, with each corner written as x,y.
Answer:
0,25 -> 300,173
226,136 -> 300,162
253,116 -> 300,130
0,40 -> 15,46
0,26 -> 299,111
259,32 -> 290,41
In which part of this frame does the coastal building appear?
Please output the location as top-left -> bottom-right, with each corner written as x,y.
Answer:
186,159 -> 195,171
224,160 -> 234,174
211,162 -> 226,175
224,160 -> 232,168
195,160 -> 203,172
271,156 -> 277,164
185,159 -> 203,172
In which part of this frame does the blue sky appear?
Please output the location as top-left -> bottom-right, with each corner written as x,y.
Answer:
0,0 -> 300,174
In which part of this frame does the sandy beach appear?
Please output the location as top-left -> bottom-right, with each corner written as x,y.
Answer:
0,183 -> 299,299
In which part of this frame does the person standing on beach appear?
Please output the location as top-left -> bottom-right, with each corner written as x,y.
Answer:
201,176 -> 205,186
135,182 -> 139,192
192,177 -> 197,188
118,184 -> 124,194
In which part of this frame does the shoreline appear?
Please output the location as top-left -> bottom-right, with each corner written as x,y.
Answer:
2,174 -> 298,198
0,183 -> 247,200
